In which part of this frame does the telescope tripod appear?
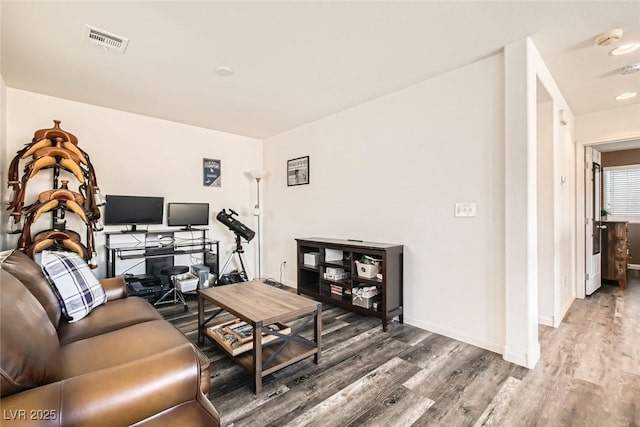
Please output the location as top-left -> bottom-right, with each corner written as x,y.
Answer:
220,234 -> 249,282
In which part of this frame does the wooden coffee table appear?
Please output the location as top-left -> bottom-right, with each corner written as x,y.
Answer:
198,280 -> 322,393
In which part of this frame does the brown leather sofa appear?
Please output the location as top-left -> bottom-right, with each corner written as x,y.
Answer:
0,249 -> 220,426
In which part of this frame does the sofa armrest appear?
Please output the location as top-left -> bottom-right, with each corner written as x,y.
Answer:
100,276 -> 127,301
0,344 -> 218,427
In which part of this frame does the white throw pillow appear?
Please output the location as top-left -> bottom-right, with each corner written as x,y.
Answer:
41,251 -> 106,323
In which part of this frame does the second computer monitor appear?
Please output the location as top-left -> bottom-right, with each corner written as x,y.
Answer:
167,202 -> 209,230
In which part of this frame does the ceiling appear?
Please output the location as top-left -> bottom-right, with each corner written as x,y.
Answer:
2,1 -> 639,139
594,138 -> 640,152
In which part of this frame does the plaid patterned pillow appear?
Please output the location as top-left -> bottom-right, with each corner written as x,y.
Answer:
41,251 -> 106,323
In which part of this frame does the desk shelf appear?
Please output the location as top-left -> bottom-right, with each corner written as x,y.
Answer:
105,229 -> 219,281
118,247 -> 210,260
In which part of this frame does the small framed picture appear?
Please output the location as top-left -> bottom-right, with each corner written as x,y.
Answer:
287,156 -> 309,186
203,158 -> 221,187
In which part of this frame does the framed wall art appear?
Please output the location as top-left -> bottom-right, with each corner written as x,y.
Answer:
287,156 -> 309,186
203,158 -> 221,187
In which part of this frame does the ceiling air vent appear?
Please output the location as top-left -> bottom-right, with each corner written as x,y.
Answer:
83,25 -> 129,54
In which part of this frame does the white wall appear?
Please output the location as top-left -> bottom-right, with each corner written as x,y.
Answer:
537,94 -> 554,326
555,98 -> 576,323
263,54 -> 506,353
534,49 -> 576,328
5,88 -> 263,278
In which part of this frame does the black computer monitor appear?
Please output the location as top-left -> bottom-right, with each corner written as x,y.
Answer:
167,202 -> 209,230
104,195 -> 164,232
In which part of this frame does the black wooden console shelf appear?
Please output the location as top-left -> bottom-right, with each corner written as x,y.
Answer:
295,237 -> 403,331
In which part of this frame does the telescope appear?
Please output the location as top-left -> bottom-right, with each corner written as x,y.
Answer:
216,209 -> 255,242
216,209 -> 255,283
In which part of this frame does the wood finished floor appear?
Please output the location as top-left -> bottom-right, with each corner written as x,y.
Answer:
158,275 -> 640,427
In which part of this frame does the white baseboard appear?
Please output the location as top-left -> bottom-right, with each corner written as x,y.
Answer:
538,295 -> 575,329
538,315 -> 553,327
404,316 -> 503,355
628,264 -> 640,271
558,295 -> 575,326
503,342 -> 540,369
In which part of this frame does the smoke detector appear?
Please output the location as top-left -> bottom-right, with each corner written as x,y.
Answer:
83,25 -> 129,54
594,29 -> 623,46
620,63 -> 640,75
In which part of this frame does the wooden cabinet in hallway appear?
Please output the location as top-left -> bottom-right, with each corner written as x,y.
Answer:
602,221 -> 629,289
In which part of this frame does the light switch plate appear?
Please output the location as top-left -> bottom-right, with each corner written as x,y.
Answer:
455,203 -> 476,217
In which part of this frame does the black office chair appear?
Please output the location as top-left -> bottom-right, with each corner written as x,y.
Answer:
154,266 -> 189,310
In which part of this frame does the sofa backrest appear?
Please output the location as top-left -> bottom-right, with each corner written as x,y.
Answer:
0,269 -> 62,397
1,249 -> 61,327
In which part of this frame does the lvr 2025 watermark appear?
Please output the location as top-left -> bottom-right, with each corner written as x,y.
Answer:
3,409 -> 58,421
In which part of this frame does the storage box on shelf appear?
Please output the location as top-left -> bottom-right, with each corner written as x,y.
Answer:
352,295 -> 379,309
303,252 -> 319,267
325,249 -> 343,262
176,273 -> 199,292
325,267 -> 344,276
324,272 -> 349,281
355,261 -> 380,279
324,267 -> 349,281
352,285 -> 379,298
352,285 -> 380,308
296,237 -> 403,331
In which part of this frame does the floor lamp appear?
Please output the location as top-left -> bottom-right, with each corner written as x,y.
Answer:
250,169 -> 266,279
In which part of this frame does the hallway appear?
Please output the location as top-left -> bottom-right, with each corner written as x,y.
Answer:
478,275 -> 640,426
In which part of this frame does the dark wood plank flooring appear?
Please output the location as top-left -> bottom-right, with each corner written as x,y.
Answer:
158,275 -> 640,427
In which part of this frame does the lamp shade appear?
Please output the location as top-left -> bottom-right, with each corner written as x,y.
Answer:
250,169 -> 267,180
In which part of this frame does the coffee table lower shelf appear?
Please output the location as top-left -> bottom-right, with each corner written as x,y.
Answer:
203,327 -> 318,376
206,319 -> 291,356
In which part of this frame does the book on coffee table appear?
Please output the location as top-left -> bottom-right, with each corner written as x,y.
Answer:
208,318 -> 291,356
223,321 -> 254,343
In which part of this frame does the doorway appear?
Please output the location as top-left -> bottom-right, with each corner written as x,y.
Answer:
579,138 -> 640,298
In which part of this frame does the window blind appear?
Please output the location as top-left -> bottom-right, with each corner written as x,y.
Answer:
604,165 -> 640,216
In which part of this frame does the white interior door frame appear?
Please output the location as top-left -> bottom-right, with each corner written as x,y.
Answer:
575,135 -> 640,299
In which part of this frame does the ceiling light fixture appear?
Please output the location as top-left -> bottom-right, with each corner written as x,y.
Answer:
615,92 -> 637,101
594,29 -> 623,46
610,42 -> 640,56
619,63 -> 640,75
216,66 -> 234,77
